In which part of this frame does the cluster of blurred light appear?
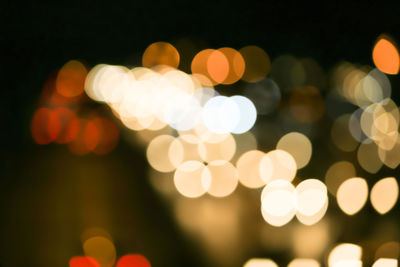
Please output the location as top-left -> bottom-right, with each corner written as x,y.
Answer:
190,45 -> 270,86
31,60 -> 120,155
330,36 -> 400,173
70,227 -> 151,267
260,179 -> 328,226
243,243 -> 398,267
335,176 -> 398,215
85,65 -> 256,135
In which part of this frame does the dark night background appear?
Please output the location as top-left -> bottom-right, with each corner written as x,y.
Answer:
2,1 -> 400,266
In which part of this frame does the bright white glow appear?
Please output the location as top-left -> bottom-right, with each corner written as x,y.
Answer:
202,96 -> 240,134
295,179 -> 328,225
328,243 -> 362,267
261,180 -> 296,226
230,95 -> 257,134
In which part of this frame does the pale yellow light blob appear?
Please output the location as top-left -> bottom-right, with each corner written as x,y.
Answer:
206,160 -> 239,197
146,135 -> 184,172
240,46 -> 271,83
325,161 -> 356,196
236,150 -> 266,188
372,258 -> 398,267
174,161 -> 211,198
331,114 -> 359,152
259,150 -> 297,183
295,179 -> 328,225
193,122 -> 229,143
261,180 -> 296,227
288,258 -> 320,267
373,36 -> 400,75
328,243 -> 362,267
276,132 -> 312,169
83,236 -> 116,267
198,133 -> 236,162
176,134 -> 203,162
357,141 -> 383,173
336,178 -> 368,215
243,258 -> 278,267
370,177 -> 399,214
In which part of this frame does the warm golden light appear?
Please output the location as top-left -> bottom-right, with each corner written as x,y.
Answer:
357,141 -> 382,174
261,179 -> 296,226
294,179 -> 328,225
207,49 -> 229,84
218,47 -> 245,84
336,178 -> 368,215
276,132 -> 312,169
372,35 -> 400,75
206,160 -> 239,197
142,41 -> 180,69
173,160 -> 211,198
236,150 -> 266,188
83,236 -> 116,267
240,46 -> 271,83
146,135 -> 184,172
325,161 -> 356,196
370,177 -> 399,214
288,258 -> 320,267
259,150 -> 297,183
243,258 -> 278,267
372,258 -> 398,267
328,243 -> 362,267
198,133 -> 236,162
